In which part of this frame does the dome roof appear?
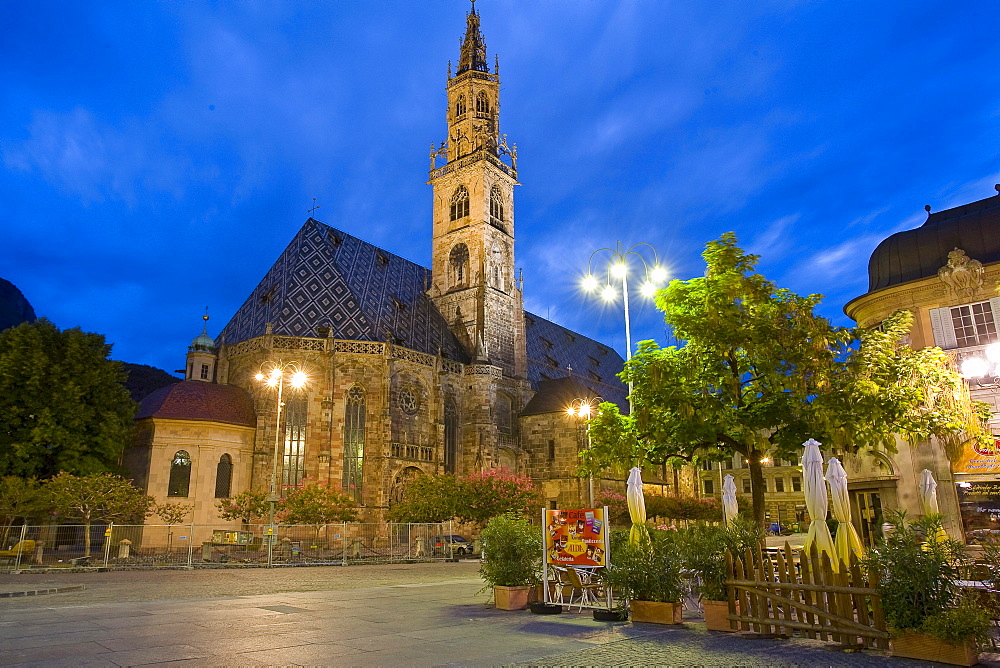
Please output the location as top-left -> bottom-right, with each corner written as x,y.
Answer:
136,381 -> 256,427
189,326 -> 215,352
867,189 -> 1000,292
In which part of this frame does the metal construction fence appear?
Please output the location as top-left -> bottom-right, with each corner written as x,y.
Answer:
0,521 -> 465,570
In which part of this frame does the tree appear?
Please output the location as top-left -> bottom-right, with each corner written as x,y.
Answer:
386,468 -> 541,528
386,474 -> 461,524
0,476 -> 43,540
279,479 -> 359,530
151,502 -> 193,526
216,489 -> 270,524
44,472 -> 153,556
584,234 -> 991,526
0,319 -> 136,478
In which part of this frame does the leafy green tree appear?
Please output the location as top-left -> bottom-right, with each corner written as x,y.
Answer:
0,476 -> 43,539
216,489 -> 270,524
584,234 -> 990,526
151,502 -> 193,526
44,472 -> 153,556
0,319 -> 136,478
387,474 -> 461,524
387,468 -> 540,528
279,479 -> 359,531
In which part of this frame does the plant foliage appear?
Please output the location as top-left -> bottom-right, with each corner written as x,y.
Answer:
388,468 -> 540,528
601,527 -> 684,605
216,489 -> 270,523
583,234 -> 991,525
0,319 -> 137,478
678,518 -> 762,601
279,479 -> 359,525
44,472 -> 153,556
479,513 -> 541,588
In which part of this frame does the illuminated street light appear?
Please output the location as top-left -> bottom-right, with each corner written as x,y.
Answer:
567,396 -> 602,507
959,342 -> 1000,387
255,360 -> 309,526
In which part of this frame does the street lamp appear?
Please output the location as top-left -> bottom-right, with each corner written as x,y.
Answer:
959,342 -> 1000,387
581,242 -> 667,375
254,361 -> 309,526
567,396 -> 602,507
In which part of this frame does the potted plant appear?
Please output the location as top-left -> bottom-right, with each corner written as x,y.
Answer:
680,518 -> 761,631
864,511 -> 991,666
479,513 -> 541,610
601,528 -> 684,624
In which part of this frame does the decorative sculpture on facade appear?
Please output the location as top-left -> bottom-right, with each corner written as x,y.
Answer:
937,247 -> 985,298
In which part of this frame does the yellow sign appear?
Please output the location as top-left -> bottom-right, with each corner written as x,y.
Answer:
953,437 -> 1000,474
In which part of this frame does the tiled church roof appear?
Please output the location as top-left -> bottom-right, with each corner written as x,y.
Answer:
524,312 -> 628,408
219,219 -> 471,363
137,381 -> 256,427
219,217 -> 628,407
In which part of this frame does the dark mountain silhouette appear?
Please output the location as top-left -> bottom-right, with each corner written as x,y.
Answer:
0,277 -> 36,332
122,363 -> 182,403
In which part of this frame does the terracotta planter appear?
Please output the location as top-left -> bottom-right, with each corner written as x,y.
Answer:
890,631 -> 979,666
494,585 -> 532,611
703,599 -> 735,632
630,599 -> 683,624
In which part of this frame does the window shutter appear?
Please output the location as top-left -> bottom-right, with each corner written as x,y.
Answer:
991,298 -> 1000,330
929,307 -> 958,349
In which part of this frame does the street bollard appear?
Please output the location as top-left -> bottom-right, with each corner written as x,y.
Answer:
118,539 -> 131,559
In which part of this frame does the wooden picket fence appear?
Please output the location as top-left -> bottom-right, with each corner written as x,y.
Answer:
724,542 -> 890,649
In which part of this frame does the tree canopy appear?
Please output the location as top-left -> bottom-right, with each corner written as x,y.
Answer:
46,472 -> 153,555
387,468 -> 540,528
584,233 -> 991,526
0,319 -> 136,478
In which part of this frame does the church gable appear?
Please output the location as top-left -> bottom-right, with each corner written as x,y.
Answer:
220,218 -> 469,362
524,311 -> 628,407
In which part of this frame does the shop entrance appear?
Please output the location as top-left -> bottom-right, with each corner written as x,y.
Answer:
855,491 -> 882,548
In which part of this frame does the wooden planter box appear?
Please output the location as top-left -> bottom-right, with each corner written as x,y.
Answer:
891,631 -> 978,666
703,599 -> 735,632
630,600 -> 683,624
494,585 -> 532,611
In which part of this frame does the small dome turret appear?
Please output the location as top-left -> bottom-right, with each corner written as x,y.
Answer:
186,311 -> 217,382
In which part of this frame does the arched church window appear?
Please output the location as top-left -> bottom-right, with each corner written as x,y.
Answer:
215,454 -> 233,498
444,399 -> 459,474
167,450 -> 191,498
489,185 -> 505,230
283,396 -> 307,489
450,185 -> 469,221
496,393 -> 515,434
455,95 -> 467,117
343,386 -> 365,502
476,91 -> 489,115
449,244 -> 470,287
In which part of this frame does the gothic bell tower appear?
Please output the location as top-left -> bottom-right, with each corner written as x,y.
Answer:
429,1 -> 524,379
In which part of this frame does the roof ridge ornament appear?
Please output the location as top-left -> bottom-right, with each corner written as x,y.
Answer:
937,247 -> 985,298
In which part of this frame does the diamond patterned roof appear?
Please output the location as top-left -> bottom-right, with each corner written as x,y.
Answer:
219,219 -> 470,362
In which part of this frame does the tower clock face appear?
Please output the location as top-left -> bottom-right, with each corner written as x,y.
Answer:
399,388 -> 419,415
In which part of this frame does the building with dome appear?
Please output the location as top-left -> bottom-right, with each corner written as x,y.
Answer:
845,185 -> 1000,542
124,4 -> 651,530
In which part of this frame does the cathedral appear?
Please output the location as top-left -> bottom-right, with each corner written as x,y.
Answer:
126,4 -> 631,526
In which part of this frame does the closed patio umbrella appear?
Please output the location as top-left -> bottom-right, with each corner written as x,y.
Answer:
801,439 -> 835,562
626,466 -> 647,546
920,469 -> 950,542
723,474 -> 738,525
825,457 -> 864,569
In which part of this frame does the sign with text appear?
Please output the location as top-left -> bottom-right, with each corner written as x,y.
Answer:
953,437 -> 1000,474
544,508 -> 607,567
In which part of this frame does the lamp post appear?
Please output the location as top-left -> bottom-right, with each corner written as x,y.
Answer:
567,396 -> 602,507
581,243 -> 667,392
254,361 -> 308,527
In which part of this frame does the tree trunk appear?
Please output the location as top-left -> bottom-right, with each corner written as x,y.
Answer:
82,510 -> 92,557
747,450 -> 767,528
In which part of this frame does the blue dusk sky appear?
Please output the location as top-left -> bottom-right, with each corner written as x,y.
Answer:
2,0 -> 999,374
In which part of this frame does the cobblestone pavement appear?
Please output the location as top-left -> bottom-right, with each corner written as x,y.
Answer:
1,563 -> 999,666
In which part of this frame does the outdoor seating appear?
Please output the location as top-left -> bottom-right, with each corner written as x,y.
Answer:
563,567 -> 604,611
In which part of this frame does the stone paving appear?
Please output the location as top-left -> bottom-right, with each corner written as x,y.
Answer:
1,562 -> 998,666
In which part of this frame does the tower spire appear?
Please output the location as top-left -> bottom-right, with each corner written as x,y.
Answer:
457,0 -> 489,74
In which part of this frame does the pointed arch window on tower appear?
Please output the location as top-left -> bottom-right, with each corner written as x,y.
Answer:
455,94 -> 467,117
489,241 -> 507,292
449,244 -> 470,288
282,397 -> 307,489
444,399 -> 459,474
343,386 -> 365,502
450,185 -> 469,221
489,185 -> 505,230
476,91 -> 490,116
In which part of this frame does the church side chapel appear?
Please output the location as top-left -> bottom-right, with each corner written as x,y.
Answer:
127,4 -> 648,528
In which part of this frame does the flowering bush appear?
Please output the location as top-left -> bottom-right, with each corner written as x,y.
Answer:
594,489 -> 630,524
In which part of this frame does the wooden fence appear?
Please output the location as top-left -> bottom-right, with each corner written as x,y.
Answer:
724,542 -> 890,649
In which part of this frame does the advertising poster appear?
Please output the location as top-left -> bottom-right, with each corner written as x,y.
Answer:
953,437 -> 1000,474
545,508 -> 607,567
